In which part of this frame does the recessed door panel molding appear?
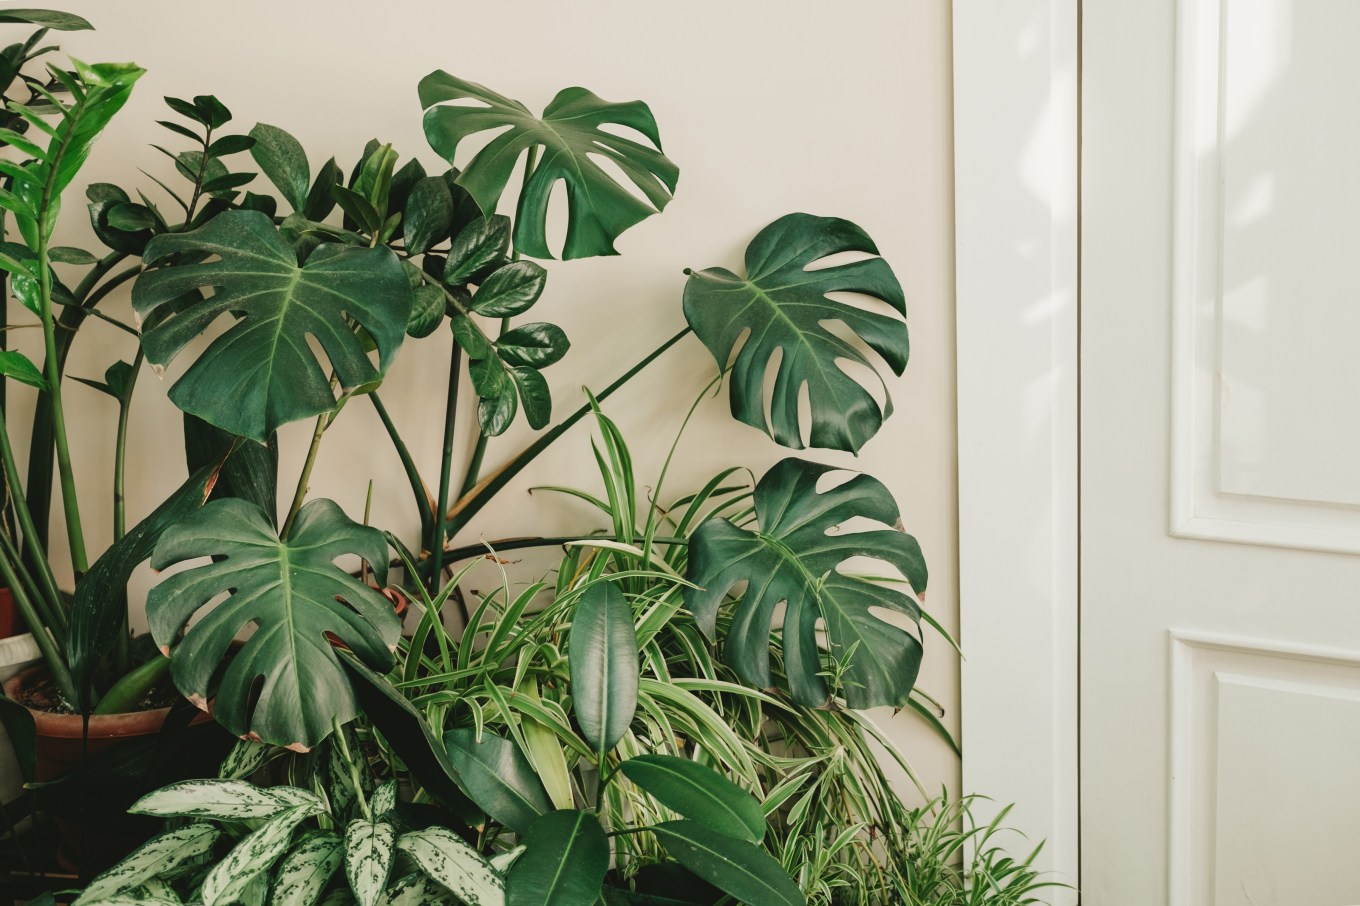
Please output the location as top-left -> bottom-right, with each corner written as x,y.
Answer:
1168,630 -> 1360,905
1171,0 -> 1360,553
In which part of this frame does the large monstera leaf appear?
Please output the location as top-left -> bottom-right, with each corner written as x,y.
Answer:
684,458 -> 927,709
682,213 -> 909,454
147,498 -> 400,750
419,71 -> 678,260
132,211 -> 412,442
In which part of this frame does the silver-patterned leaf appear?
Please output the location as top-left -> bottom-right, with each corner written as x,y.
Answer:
240,871 -> 270,906
202,806 -> 311,906
75,824 -> 219,904
274,786 -> 328,813
131,880 -> 181,901
319,888 -> 358,905
379,873 -> 456,906
218,738 -> 274,780
272,830 -> 343,906
71,896 -> 182,906
326,725 -> 374,821
345,819 -> 396,906
131,780 -> 307,821
370,781 -> 398,817
488,847 -> 525,874
396,827 -> 504,906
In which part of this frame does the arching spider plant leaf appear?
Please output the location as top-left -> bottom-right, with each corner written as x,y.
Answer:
147,497 -> 400,750
419,72 -> 678,260
684,458 -> 927,710
682,213 -> 908,453
132,210 -> 412,442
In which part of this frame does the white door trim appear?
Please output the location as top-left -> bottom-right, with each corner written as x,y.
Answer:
953,0 -> 1079,897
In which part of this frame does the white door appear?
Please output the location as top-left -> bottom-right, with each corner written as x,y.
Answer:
1083,1 -> 1360,903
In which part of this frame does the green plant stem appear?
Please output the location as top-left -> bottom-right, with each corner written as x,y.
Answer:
0,548 -> 74,702
428,346 -> 463,593
369,392 -> 433,543
0,530 -> 64,645
458,431 -> 488,498
437,534 -> 686,566
36,235 -> 87,576
281,409 -> 330,540
0,404 -> 64,619
446,326 -> 692,536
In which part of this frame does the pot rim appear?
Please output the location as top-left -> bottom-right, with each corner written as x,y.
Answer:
1,662 -> 198,740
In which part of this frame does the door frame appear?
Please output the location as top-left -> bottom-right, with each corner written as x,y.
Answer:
953,0 -> 1079,896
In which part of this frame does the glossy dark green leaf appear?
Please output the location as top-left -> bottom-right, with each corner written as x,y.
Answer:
406,285 -> 446,339
506,810 -> 608,906
0,9 -> 93,29
240,191 -> 277,218
420,73 -> 677,260
106,202 -> 155,231
194,94 -> 233,129
332,185 -> 381,233
509,367 -> 550,430
496,323 -> 568,369
156,118 -> 202,143
171,148 -> 228,185
401,176 -> 453,256
469,261 -> 546,318
147,498 -> 400,749
133,211 -> 412,442
88,182 -> 152,254
685,458 -> 927,709
248,123 -> 310,212
304,157 -> 342,221
443,215 -> 510,285
48,245 -> 96,264
0,349 -> 45,389
207,133 -> 256,157
387,158 -> 425,220
619,756 -> 764,843
183,413 -> 278,522
683,213 -> 908,453
450,315 -> 491,359
651,821 -> 804,906
469,357 -> 516,436
164,96 -> 207,125
104,359 -> 134,399
569,582 -> 638,754
354,143 -> 397,215
202,171 -> 255,193
442,728 -> 551,835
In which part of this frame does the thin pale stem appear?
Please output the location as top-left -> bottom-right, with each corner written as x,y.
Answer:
281,409 -> 329,540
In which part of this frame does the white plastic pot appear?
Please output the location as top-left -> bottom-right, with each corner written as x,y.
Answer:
0,632 -> 42,804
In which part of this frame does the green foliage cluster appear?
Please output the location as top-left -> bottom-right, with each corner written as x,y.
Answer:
0,8 -> 1059,905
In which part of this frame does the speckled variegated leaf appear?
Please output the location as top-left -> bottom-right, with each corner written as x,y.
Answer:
379,873 -> 456,906
488,847 -> 525,874
345,820 -> 395,906
273,831 -> 344,906
396,827 -> 504,906
202,806 -> 311,906
71,896 -> 181,906
130,780 -> 317,822
218,739 -> 274,780
74,824 -> 219,905
370,781 -> 398,818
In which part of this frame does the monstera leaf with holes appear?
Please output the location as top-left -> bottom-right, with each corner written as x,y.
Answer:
132,211 -> 412,442
685,458 -> 928,709
419,71 -> 678,260
146,498 -> 400,750
682,213 -> 909,454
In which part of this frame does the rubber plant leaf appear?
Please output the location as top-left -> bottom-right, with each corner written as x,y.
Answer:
132,210 -> 412,442
419,72 -> 678,260
650,821 -> 804,906
505,810 -> 608,906
146,497 -> 400,750
684,458 -> 928,709
682,213 -> 908,453
567,582 -> 638,755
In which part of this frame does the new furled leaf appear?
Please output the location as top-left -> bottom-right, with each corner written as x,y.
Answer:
146,498 -> 401,749
682,213 -> 908,453
685,458 -> 927,709
420,73 -> 677,259
132,210 -> 412,442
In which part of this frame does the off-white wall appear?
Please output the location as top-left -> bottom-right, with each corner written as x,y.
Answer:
14,0 -> 958,796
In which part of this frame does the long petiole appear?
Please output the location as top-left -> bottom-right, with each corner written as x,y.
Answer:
427,345 -> 463,593
368,391 -> 433,542
0,403 -> 64,616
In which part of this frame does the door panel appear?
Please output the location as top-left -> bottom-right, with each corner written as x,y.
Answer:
1083,1 -> 1360,902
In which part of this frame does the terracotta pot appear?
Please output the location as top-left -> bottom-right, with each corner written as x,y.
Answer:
3,663 -> 214,873
0,586 -> 22,638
